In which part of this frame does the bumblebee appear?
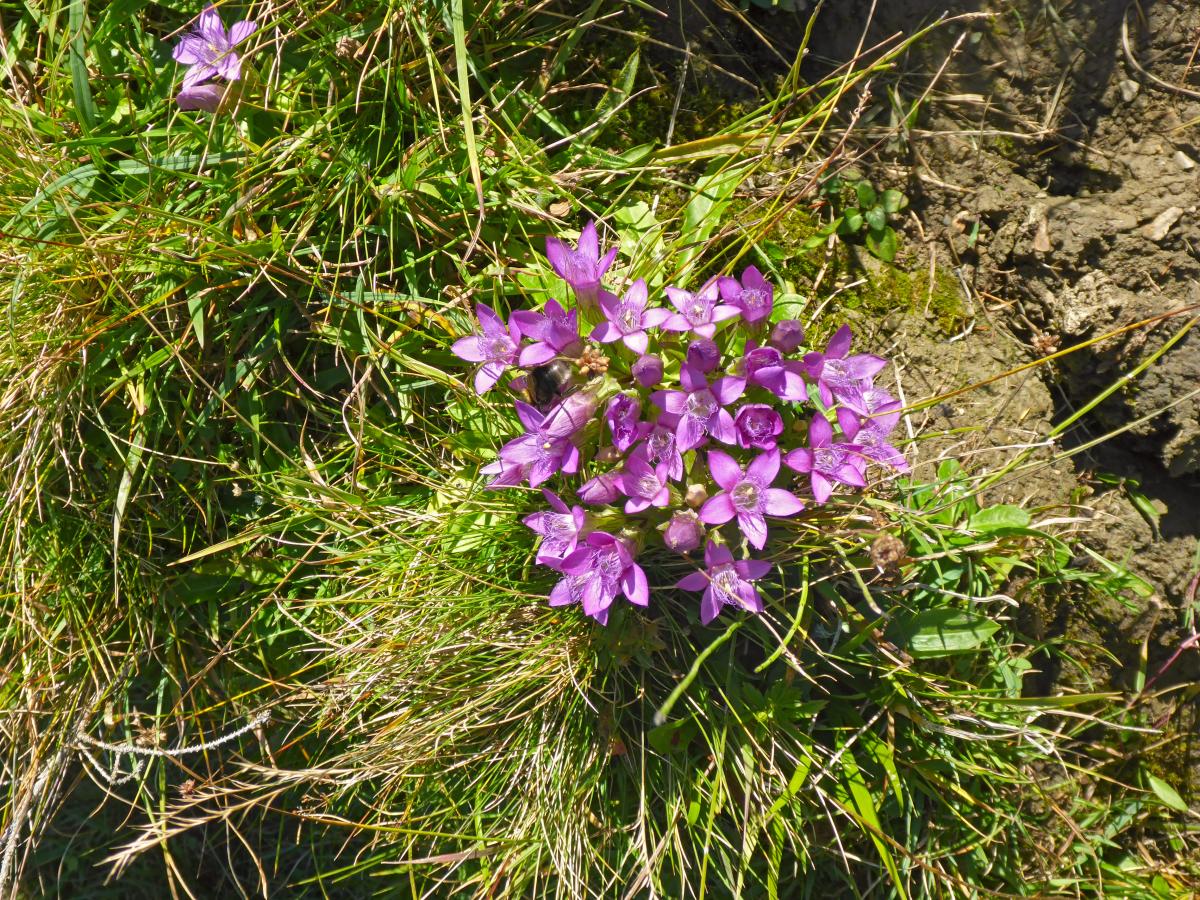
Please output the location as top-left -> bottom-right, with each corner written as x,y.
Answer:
527,359 -> 578,411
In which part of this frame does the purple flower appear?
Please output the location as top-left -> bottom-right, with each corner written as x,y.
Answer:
173,5 -> 257,111
499,400 -> 585,486
769,319 -> 805,354
481,458 -> 528,489
523,490 -> 587,564
606,394 -> 648,453
804,325 -> 887,407
451,303 -> 521,394
577,470 -> 623,505
643,424 -> 684,482
733,404 -> 784,450
676,541 -> 772,625
839,383 -> 898,420
718,265 -> 774,324
512,299 -> 580,366
663,510 -> 705,554
632,354 -> 664,388
618,449 -> 671,513
686,338 -> 721,374
837,407 -> 909,473
591,280 -> 669,354
546,220 -> 618,307
651,364 -> 744,452
784,415 -> 868,504
661,281 -> 739,339
699,449 -> 804,549
738,343 -> 806,401
549,532 -> 648,625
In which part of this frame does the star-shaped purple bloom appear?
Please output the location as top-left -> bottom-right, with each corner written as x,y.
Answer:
660,281 -> 740,339
804,325 -> 887,407
549,532 -> 648,625
499,400 -> 585,487
523,489 -> 588,564
511,299 -> 581,366
733,403 -> 784,450
546,220 -> 618,307
651,364 -> 744,451
642,423 -> 684,482
481,458 -> 528,489
451,303 -> 521,395
173,5 -> 257,111
718,265 -> 774,324
738,342 -> 806,401
836,406 -> 910,473
676,541 -> 772,625
591,280 -> 669,355
699,449 -> 804,550
618,448 -> 671,514
839,382 -> 898,420
606,394 -> 648,453
784,415 -> 868,504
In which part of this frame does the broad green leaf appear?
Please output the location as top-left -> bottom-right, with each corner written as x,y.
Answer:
882,189 -> 908,213
853,181 -> 877,209
676,161 -> 748,278
969,504 -> 1031,533
864,206 -> 887,232
891,608 -> 1000,657
1146,774 -> 1188,813
865,226 -> 898,262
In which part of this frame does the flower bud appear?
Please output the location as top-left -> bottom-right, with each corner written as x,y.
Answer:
684,483 -> 708,508
631,354 -> 664,388
544,389 -> 599,439
577,471 -> 622,505
769,319 -> 805,353
686,339 -> 720,374
662,510 -> 704,554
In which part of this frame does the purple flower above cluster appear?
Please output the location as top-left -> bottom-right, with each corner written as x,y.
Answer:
700,449 -> 804,549
662,282 -> 739,339
173,5 -> 257,112
785,415 -> 867,503
677,541 -> 772,625
593,280 -> 669,354
652,364 -> 744,451
546,221 -> 617,307
719,266 -> 774,324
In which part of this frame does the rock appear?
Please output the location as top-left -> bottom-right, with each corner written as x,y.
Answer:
1119,79 -> 1140,102
1141,206 -> 1184,241
1174,150 -> 1197,171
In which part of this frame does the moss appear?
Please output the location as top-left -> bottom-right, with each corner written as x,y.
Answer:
841,265 -> 967,335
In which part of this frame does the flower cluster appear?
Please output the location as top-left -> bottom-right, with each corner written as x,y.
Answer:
453,221 -> 908,625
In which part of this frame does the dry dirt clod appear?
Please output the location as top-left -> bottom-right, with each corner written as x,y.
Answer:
1118,78 -> 1140,102
1141,206 -> 1184,242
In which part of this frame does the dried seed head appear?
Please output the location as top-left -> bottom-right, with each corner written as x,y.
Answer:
578,345 -> 609,376
870,534 -> 907,573
335,36 -> 360,59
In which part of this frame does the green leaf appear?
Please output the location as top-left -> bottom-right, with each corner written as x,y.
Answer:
968,504 -> 1031,533
864,206 -> 887,232
865,226 -> 897,262
891,608 -> 1000,658
1146,774 -> 1188,813
68,0 -> 97,131
677,161 -> 748,277
853,181 -> 877,209
648,717 -> 697,754
881,189 -> 908,214
839,208 -> 863,234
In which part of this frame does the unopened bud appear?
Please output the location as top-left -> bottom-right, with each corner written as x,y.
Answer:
686,339 -> 720,374
769,319 -> 805,353
685,483 -> 708,508
663,510 -> 704,554
631,354 -> 664,387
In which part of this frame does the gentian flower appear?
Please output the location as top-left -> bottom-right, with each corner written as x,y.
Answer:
663,510 -> 705,554
512,299 -> 580,366
738,343 -> 806,401
686,338 -> 721,374
606,394 -> 648,453
577,470 -> 623,505
549,532 -> 648,624
839,383 -> 898,420
173,5 -> 257,112
719,265 -> 774,324
481,458 -> 528,489
837,407 -> 909,473
661,281 -> 739,339
618,449 -> 671,513
804,325 -> 887,407
784,415 -> 868,503
733,404 -> 784,450
651,364 -> 744,451
523,490 -> 587,564
631,354 -> 664,388
592,280 -> 669,354
676,541 -> 772,625
642,424 -> 684,482
451,303 -> 521,395
699,449 -> 804,549
769,319 -> 805,353
546,220 -> 618,307
499,401 -> 585,487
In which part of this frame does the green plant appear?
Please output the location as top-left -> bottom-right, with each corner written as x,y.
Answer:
804,174 -> 910,262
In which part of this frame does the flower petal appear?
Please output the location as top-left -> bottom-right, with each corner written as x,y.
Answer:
197,6 -> 227,45
826,324 -> 853,359
514,401 -> 544,432
764,488 -> 804,516
836,407 -> 861,439
545,237 -> 570,280
229,19 -> 257,46
578,220 -> 599,262
810,471 -> 833,504
173,34 -> 211,65
451,334 -> 486,363
699,492 -> 736,525
700,588 -> 720,624
705,541 -> 733,568
711,376 -> 745,406
177,82 -> 223,111
747,448 -> 780,484
518,342 -> 556,367
707,450 -> 743,490
474,362 -> 504,394
739,512 -> 768,549
677,571 -> 709,591
709,409 -> 737,445
641,307 -> 670,329
809,415 -> 833,448
785,448 -> 814,473
735,558 -> 772,580
622,330 -> 649,355
622,564 -> 649,606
